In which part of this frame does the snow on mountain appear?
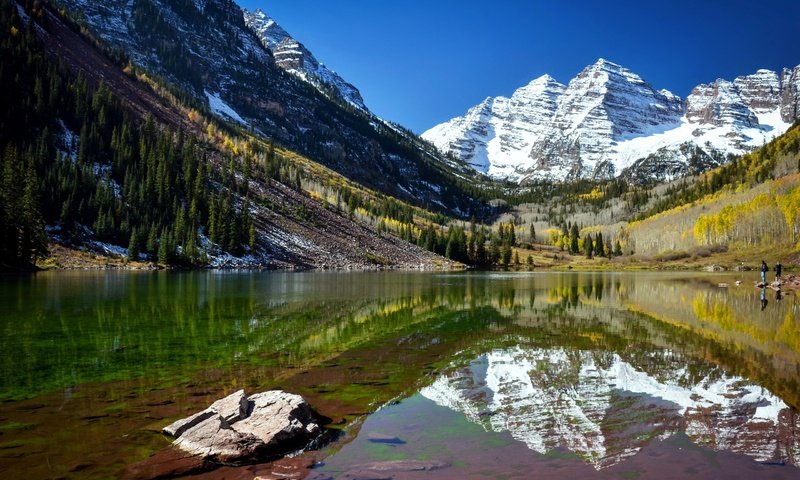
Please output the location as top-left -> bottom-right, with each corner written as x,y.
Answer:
421,346 -> 798,470
526,59 -> 684,180
243,8 -> 367,110
422,75 -> 565,177
423,60 -> 800,183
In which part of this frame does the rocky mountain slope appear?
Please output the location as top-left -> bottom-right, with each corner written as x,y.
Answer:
7,0 -> 457,270
421,346 -> 799,469
59,0 -> 480,215
424,59 -> 800,183
242,8 -> 366,111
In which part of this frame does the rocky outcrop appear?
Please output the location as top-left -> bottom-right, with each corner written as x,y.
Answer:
782,66 -> 800,123
733,69 -> 782,113
703,264 -> 725,272
619,142 -> 722,185
765,274 -> 800,290
685,80 -> 759,129
243,8 -> 367,110
330,460 -> 450,479
424,59 -> 800,183
162,390 -> 322,464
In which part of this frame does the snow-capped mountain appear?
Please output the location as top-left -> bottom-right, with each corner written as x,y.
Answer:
243,8 -> 367,110
421,347 -> 799,469
423,59 -> 800,182
423,75 -> 565,176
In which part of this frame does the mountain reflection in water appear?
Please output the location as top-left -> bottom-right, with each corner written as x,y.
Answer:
422,346 -> 797,469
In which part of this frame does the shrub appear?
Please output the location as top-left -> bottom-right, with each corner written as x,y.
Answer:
653,250 -> 690,262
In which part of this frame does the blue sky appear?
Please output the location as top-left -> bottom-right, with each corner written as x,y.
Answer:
236,1 -> 800,133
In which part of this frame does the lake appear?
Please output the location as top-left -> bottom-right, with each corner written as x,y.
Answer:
0,271 -> 798,479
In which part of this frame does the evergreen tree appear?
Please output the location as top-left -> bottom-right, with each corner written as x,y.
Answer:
21,158 -> 47,260
127,227 -> 140,261
569,224 -> 579,254
248,221 -> 256,253
475,229 -> 487,265
501,244 -> 512,266
489,235 -> 501,264
594,232 -> 604,257
584,235 -> 593,259
146,225 -> 158,257
445,234 -> 456,260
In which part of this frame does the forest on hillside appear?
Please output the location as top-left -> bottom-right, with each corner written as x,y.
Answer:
0,1 -> 258,269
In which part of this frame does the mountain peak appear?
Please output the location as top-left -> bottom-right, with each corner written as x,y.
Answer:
576,58 -> 644,88
243,7 -> 367,110
425,61 -> 798,183
590,57 -> 624,71
514,74 -> 565,96
242,8 -> 288,50
533,73 -> 558,84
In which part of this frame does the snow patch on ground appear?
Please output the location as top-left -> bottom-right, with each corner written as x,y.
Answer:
89,241 -> 128,258
57,119 -> 80,161
198,233 -> 270,268
204,90 -> 247,126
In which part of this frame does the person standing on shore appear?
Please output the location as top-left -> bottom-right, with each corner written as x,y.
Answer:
775,261 -> 783,282
761,260 -> 768,284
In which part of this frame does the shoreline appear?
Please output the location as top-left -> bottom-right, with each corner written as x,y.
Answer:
10,241 -> 796,275
18,261 -> 796,278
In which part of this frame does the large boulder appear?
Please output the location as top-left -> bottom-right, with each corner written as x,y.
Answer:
162,390 -> 321,464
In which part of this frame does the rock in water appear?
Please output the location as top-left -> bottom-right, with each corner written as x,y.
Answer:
162,390 -> 321,464
173,414 -> 263,463
163,389 -> 248,437
234,391 -> 321,452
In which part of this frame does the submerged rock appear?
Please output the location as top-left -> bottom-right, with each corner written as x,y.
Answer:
340,459 -> 450,479
162,390 -> 321,464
